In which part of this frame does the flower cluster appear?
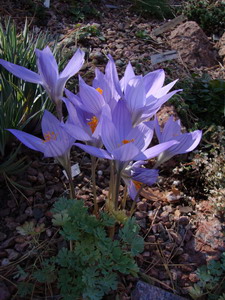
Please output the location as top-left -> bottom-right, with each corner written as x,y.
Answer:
0,47 -> 202,211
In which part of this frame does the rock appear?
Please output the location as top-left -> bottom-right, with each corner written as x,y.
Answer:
5,249 -> 20,261
131,281 -> 186,300
37,172 -> 45,185
169,21 -> 217,68
217,32 -> 225,64
0,282 -> 10,300
0,237 -> 15,249
27,167 -> 38,176
0,232 -> 7,242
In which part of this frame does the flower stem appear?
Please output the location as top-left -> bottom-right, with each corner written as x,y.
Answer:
114,170 -> 121,211
91,155 -> 98,216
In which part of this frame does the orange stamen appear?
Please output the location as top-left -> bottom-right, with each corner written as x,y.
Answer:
42,131 -> 57,143
96,87 -> 103,95
87,116 -> 98,133
122,139 -> 134,144
133,180 -> 142,190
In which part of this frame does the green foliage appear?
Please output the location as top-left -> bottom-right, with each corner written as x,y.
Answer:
33,198 -> 144,300
182,0 -> 225,36
189,252 -> 225,299
130,0 -> 173,19
76,23 -> 105,43
170,74 -> 225,128
0,18 -> 59,176
66,0 -> 100,22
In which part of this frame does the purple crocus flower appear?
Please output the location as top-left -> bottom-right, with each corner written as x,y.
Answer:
75,100 -> 178,170
92,55 -> 180,125
154,116 -> 202,167
8,110 -> 75,165
122,161 -> 159,201
0,47 -> 85,119
62,79 -> 111,147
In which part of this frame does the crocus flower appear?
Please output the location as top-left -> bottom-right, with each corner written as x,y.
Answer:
62,79 -> 111,147
75,100 -> 178,170
92,55 -> 180,125
121,161 -> 159,201
154,116 -> 202,167
8,110 -> 75,167
0,47 -> 85,119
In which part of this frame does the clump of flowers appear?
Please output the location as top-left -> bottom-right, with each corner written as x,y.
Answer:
0,47 -> 202,299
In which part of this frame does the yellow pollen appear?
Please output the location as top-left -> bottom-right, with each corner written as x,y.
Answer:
122,139 -> 134,144
87,116 -> 98,133
96,87 -> 103,95
42,131 -> 57,143
133,180 -> 142,190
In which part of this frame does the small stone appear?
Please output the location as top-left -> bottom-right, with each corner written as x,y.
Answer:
0,251 -> 7,258
15,242 -> 29,252
45,188 -> 54,200
135,211 -> 147,219
27,167 -> 38,176
25,207 -> 33,217
137,201 -> 147,211
24,188 -> 36,197
7,199 -> 16,209
0,209 -> 10,217
189,272 -> 199,283
0,232 -> 7,242
0,281 -> 10,300
5,249 -> 20,261
0,237 -> 15,249
1,258 -> 10,266
33,208 -> 44,221
37,172 -> 45,184
177,216 -> 190,226
27,175 -> 37,183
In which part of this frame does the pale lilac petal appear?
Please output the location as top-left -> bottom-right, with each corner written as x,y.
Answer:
8,129 -> 45,152
74,142 -> 112,160
125,76 -> 146,111
126,179 -> 138,201
106,55 -> 123,99
0,60 -> 41,84
127,123 -> 154,152
79,79 -> 105,115
154,117 -> 163,143
132,168 -> 159,186
112,100 -> 132,140
154,79 -> 178,98
60,48 -> 85,79
134,140 -> 178,160
101,117 -> 120,152
162,116 -> 181,142
112,143 -> 140,161
36,47 -> 58,89
120,62 -> 135,92
144,69 -> 165,96
41,111 -> 74,157
62,123 -> 91,141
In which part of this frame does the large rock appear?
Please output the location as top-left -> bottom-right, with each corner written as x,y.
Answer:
131,281 -> 186,300
217,32 -> 225,64
169,21 -> 217,68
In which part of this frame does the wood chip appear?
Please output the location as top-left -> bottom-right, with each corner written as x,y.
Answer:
152,15 -> 187,36
151,50 -> 178,65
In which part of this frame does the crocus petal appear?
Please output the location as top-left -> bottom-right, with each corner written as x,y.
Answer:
41,110 -> 74,157
8,129 -> 45,152
125,76 -> 146,111
0,60 -> 42,84
124,178 -> 138,201
134,140 -> 178,160
74,142 -> 112,160
112,142 -> 140,161
127,122 -> 153,152
132,168 -> 159,186
60,48 -> 85,79
161,116 -> 181,142
157,130 -> 202,165
112,100 -> 132,140
153,79 -> 178,98
36,47 -> 59,90
101,116 -> 121,152
62,123 -> 91,141
79,79 -> 105,115
144,69 -> 165,96
120,62 -> 135,92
